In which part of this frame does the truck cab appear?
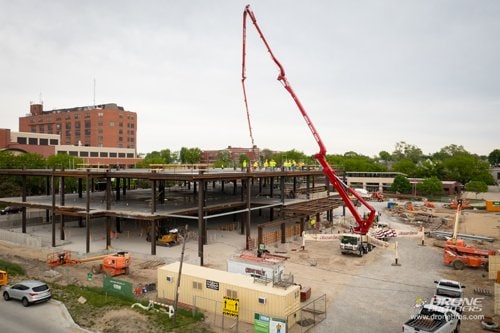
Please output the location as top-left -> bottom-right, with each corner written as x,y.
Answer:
340,234 -> 373,257
432,279 -> 465,313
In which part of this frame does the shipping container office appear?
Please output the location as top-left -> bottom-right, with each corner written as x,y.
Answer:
157,262 -> 301,324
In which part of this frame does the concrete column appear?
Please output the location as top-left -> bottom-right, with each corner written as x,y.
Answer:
198,179 -> 206,266
21,173 -> 27,234
85,172 -> 90,253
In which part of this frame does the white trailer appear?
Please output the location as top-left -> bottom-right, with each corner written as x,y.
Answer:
227,253 -> 285,279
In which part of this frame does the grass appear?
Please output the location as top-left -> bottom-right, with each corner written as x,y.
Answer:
50,283 -> 207,332
0,259 -> 26,276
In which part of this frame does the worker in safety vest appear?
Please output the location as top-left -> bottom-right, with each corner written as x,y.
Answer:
253,161 -> 259,170
263,159 -> 269,169
242,159 -> 247,171
309,217 -> 316,229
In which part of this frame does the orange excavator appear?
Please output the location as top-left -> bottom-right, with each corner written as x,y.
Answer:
47,251 -> 131,277
443,199 -> 495,270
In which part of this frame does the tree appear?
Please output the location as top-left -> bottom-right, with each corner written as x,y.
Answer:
465,180 -> 488,198
179,147 -> 202,164
391,159 -> 418,177
488,149 -> 500,166
326,153 -> 386,172
416,177 -> 443,196
432,144 -> 468,160
378,151 -> 392,162
390,175 -> 412,194
392,141 -> 423,163
442,152 -> 494,185
213,150 -> 231,168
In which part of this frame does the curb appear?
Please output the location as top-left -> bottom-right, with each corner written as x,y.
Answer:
50,299 -> 95,333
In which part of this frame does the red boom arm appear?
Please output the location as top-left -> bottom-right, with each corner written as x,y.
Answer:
242,5 -> 376,234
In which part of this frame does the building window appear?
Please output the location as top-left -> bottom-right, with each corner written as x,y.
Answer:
66,122 -> 71,129
85,121 -> 91,128
98,112 -> 104,117
75,130 -> 80,136
50,139 -> 58,145
58,151 -> 67,155
98,129 -> 103,134
30,126 -> 36,132
65,130 -> 71,137
118,129 -> 123,135
74,114 -> 79,119
98,122 -> 103,126
56,116 -> 61,121
100,152 -> 108,157
119,113 -> 123,118
28,138 -> 37,145
80,151 -> 89,157
75,122 -> 80,129
118,153 -> 125,158
85,129 -> 91,135
38,125 -> 44,133
226,289 -> 238,299
110,152 -> 117,158
109,122 -> 115,127
118,144 -> 123,148
69,151 -> 78,156
119,122 -> 123,127
90,152 -> 98,157
85,113 -> 90,118
192,281 -> 202,290
47,124 -> 53,133
127,153 -> 134,158
17,137 -> 27,144
40,138 -> 48,145
65,114 -> 70,120
118,137 -> 123,142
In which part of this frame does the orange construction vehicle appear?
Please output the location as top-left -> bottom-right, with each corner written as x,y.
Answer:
47,251 -> 131,277
371,192 -> 385,202
0,270 -> 8,286
443,199 -> 495,270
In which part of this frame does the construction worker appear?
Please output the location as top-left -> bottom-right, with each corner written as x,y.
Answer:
263,159 -> 269,169
270,159 -> 277,170
309,217 -> 316,229
242,159 -> 247,171
253,161 -> 259,170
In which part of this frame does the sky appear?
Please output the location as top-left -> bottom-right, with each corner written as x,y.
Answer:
0,0 -> 499,158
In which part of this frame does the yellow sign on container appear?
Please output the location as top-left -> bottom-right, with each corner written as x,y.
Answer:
223,296 -> 239,317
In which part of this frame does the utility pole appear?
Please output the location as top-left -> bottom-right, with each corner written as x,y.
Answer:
173,224 -> 188,325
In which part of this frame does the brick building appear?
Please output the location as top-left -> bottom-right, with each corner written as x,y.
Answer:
19,103 -> 137,151
201,145 -> 260,164
0,102 -> 140,168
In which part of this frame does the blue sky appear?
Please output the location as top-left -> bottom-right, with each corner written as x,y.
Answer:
1,0 -> 498,157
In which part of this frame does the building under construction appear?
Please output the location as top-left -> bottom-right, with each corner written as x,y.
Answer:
0,165 -> 343,264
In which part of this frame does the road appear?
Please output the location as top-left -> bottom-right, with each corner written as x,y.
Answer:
0,297 -> 87,333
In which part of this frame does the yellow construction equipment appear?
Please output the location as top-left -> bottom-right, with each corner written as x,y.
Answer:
0,270 -> 8,286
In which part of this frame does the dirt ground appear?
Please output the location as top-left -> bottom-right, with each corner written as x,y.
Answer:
0,192 -> 499,332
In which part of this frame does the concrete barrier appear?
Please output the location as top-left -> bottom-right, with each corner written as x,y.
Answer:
0,229 -> 42,247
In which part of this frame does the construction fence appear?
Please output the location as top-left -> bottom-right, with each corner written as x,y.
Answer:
193,294 -> 326,332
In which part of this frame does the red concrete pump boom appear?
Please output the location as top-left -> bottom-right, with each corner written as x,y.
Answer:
242,5 -> 376,234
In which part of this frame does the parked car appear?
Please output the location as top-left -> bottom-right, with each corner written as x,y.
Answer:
0,206 -> 22,215
3,280 -> 51,306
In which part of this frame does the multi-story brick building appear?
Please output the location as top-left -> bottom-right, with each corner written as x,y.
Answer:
19,103 -> 137,151
0,102 -> 141,168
